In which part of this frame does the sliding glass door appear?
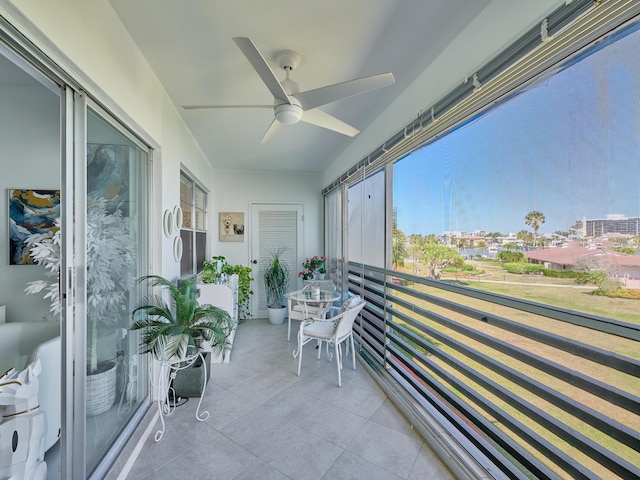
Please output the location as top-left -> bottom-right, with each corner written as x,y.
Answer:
84,107 -> 150,476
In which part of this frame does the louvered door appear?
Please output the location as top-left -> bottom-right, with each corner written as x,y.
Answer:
250,203 -> 303,318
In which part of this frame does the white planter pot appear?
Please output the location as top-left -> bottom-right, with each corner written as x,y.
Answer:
267,306 -> 287,325
86,360 -> 116,417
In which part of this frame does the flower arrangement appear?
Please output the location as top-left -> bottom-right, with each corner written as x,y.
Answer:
298,255 -> 326,280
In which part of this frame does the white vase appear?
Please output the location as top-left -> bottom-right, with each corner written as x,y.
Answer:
316,273 -> 325,280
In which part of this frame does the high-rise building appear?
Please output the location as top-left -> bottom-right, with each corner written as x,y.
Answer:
576,215 -> 640,237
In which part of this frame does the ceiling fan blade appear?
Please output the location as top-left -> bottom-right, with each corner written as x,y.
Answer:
260,118 -> 282,144
233,37 -> 291,106
295,72 -> 395,111
301,109 -> 359,137
182,104 -> 272,110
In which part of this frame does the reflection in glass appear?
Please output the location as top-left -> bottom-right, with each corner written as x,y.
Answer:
86,109 -> 149,474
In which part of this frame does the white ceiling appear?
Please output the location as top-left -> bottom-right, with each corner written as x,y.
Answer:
107,0 -> 490,174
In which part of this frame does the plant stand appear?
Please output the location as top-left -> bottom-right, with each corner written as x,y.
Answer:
154,352 -> 209,442
173,352 -> 210,397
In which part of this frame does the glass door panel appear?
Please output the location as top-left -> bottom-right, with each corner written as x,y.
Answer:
85,108 -> 149,474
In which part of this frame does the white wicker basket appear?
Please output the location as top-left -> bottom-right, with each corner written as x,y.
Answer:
86,361 -> 116,417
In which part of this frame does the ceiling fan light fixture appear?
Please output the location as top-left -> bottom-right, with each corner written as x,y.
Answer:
274,103 -> 302,124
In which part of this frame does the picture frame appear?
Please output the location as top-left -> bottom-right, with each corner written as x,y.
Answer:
8,189 -> 61,265
219,212 -> 244,242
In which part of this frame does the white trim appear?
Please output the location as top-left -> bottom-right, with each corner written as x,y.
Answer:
114,411 -> 159,480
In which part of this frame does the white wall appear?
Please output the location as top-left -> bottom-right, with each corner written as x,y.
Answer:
0,85 -> 60,322
209,169 -> 323,267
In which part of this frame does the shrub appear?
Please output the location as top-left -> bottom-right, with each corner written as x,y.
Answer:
503,262 -> 545,274
604,288 -> 640,299
497,251 -> 525,263
542,269 -> 579,279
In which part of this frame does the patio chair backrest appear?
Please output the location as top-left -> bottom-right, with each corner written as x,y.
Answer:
338,293 -> 360,314
333,296 -> 365,341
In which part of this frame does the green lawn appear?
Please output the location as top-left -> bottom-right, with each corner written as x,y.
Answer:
444,260 -> 640,324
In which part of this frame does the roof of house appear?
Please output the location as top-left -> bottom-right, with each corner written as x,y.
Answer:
525,244 -> 640,267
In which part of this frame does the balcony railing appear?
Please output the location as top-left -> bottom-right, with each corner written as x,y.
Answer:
347,262 -> 640,480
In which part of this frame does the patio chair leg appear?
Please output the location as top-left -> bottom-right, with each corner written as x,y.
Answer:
350,335 -> 356,370
287,317 -> 291,342
336,342 -> 342,387
297,331 -> 303,376
317,339 -> 322,360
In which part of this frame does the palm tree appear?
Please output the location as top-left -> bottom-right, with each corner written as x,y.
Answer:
516,230 -> 534,249
131,275 -> 232,362
457,237 -> 468,254
392,208 -> 408,270
409,234 -> 422,274
525,210 -> 545,247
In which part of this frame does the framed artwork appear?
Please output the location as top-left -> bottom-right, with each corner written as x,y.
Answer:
9,189 -> 61,265
219,212 -> 245,242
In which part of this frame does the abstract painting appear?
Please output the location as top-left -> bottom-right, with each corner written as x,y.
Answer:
9,189 -> 60,265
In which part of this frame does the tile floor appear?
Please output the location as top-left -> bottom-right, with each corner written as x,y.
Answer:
122,318 -> 455,480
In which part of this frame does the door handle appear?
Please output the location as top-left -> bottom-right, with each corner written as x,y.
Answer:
252,259 -> 258,264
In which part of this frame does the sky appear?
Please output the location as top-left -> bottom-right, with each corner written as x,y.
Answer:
393,24 -> 640,237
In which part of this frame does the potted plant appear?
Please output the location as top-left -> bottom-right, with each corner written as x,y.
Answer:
85,195 -> 137,415
130,275 -> 233,362
202,255 -> 254,321
25,194 -> 136,416
262,247 -> 290,325
298,255 -> 326,282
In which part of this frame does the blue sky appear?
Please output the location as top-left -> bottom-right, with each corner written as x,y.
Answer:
394,24 -> 640,236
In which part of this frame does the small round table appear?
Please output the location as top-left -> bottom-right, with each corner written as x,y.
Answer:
287,289 -> 341,358
286,289 -> 341,315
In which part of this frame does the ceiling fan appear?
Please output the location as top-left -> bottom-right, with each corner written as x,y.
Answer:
182,37 -> 395,143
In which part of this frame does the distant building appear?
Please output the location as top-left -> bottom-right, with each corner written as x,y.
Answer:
576,215 -> 640,237
525,242 -> 640,280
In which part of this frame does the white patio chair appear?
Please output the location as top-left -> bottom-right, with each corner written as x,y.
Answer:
295,295 -> 365,387
286,280 -> 336,341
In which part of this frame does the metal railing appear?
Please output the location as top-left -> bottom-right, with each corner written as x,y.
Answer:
347,262 -> 640,480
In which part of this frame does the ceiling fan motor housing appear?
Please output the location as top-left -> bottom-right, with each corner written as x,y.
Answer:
274,97 -> 302,124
